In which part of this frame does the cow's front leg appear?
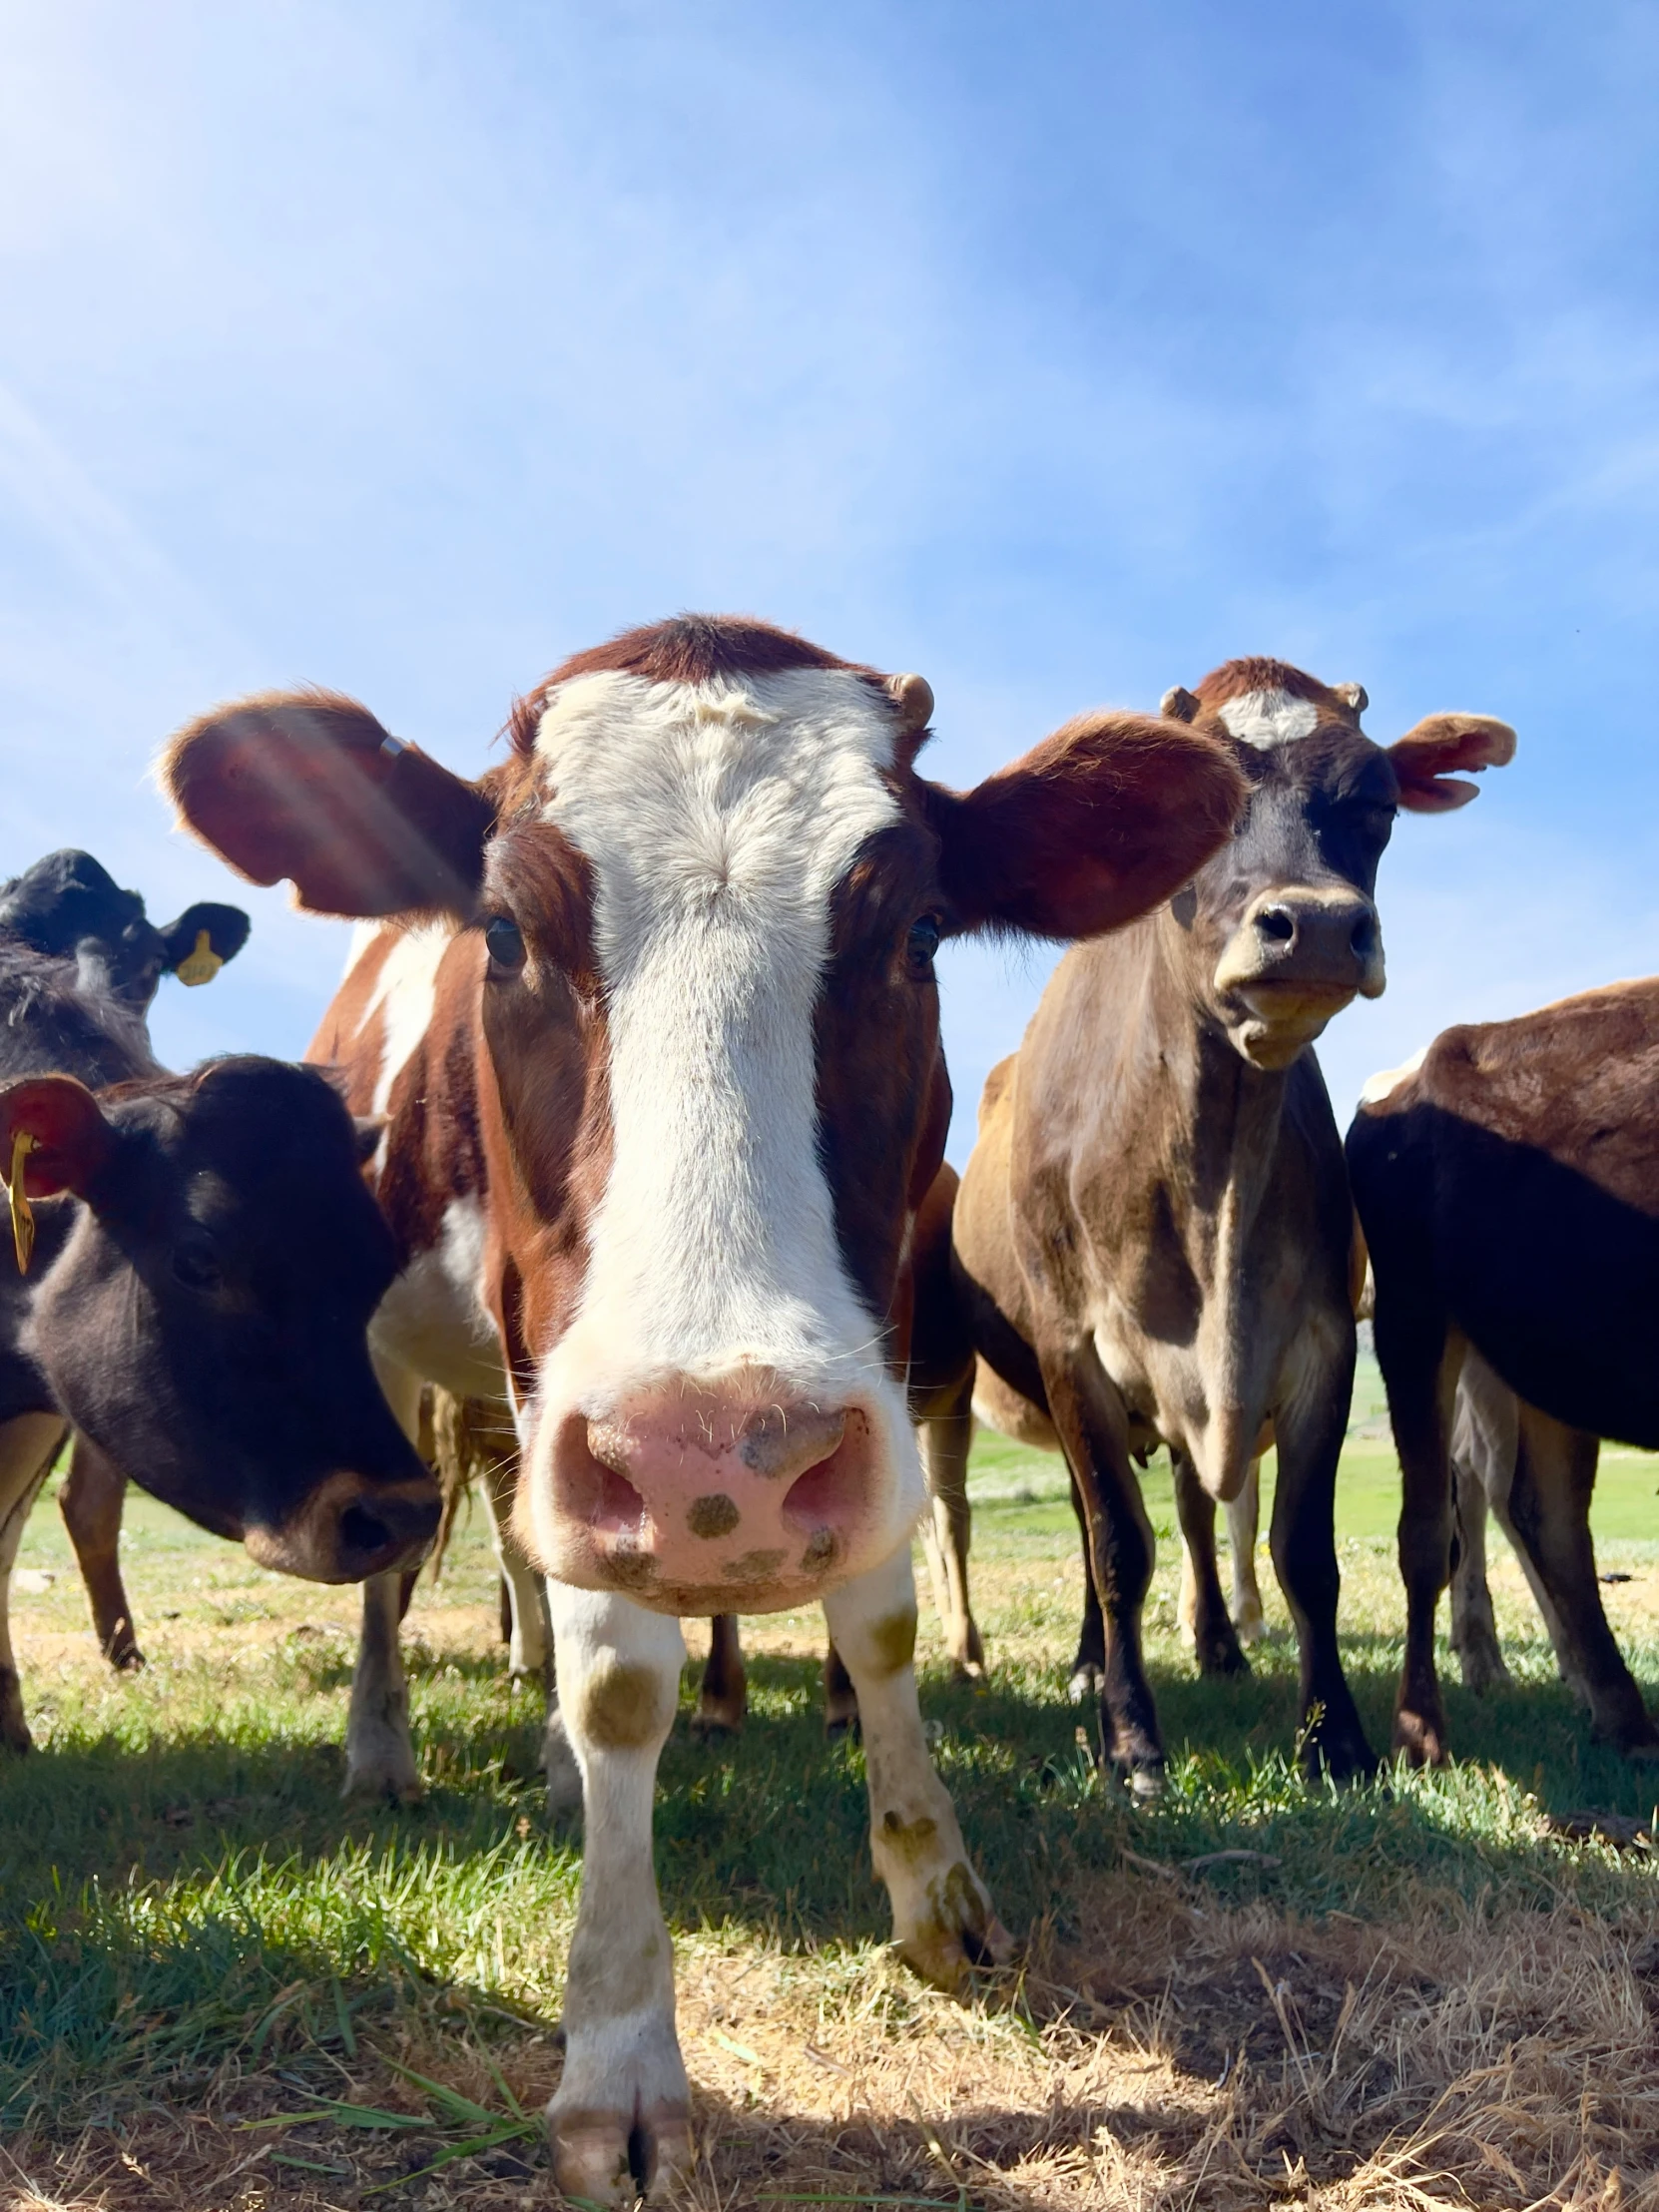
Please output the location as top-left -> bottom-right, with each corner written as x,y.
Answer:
823,1545 -> 1012,1990
544,1584 -> 690,2207
0,1413 -> 67,1751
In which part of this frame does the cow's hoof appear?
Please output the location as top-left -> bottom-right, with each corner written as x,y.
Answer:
548,2097 -> 694,2207
948,1656 -> 987,1686
1453,1638 -> 1511,1695
825,1702 -> 860,1740
1196,1634 -> 1251,1679
895,1867 -> 1016,1992
111,1646 -> 147,1675
1067,1662 -> 1103,1705
1234,1604 -> 1267,1649
341,1761 -> 423,1806
1307,1722 -> 1380,1786
1391,1707 -> 1448,1768
690,1693 -> 747,1738
1117,1758 -> 1165,1802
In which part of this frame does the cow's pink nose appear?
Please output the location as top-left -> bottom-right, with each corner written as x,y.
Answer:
550,1380 -> 877,1610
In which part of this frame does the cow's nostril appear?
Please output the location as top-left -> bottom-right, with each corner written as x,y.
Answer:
1256,907 -> 1295,944
1351,910 -> 1378,959
339,1503 -> 391,1556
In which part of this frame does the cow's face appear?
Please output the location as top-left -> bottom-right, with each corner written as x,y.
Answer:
164,618 -> 1248,1615
0,848 -> 251,1010
1,1060 -> 439,1580
1158,661 -> 1515,1071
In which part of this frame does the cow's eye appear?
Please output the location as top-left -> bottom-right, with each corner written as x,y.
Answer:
485,916 -> 526,974
172,1233 -> 222,1293
906,915 -> 941,975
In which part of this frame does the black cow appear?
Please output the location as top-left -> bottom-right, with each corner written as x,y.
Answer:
1350,979 -> 1659,1763
0,934 -> 439,1750
0,849 -> 252,1665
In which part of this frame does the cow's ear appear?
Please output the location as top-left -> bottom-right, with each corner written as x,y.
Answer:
158,902 -> 253,986
0,1076 -> 120,1202
162,691 -> 496,918
1387,713 -> 1516,815
924,711 -> 1246,939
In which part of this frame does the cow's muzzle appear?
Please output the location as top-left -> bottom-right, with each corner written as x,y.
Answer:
543,1374 -> 887,1613
1214,884 -> 1384,1067
244,1469 -> 442,1582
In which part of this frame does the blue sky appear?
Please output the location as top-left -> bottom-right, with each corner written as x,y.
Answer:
4,1 -> 1657,1149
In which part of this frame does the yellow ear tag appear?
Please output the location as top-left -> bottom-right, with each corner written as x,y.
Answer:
7,1129 -> 37,1276
176,928 -> 224,988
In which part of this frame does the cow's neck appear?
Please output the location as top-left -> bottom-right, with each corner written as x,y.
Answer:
1139,916 -> 1295,1270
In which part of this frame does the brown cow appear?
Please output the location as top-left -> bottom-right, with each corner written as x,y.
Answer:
951,658 -> 1514,1793
163,614 -> 1244,2204
1349,981 -> 1659,1763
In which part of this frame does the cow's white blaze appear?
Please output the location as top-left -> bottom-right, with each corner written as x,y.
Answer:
523,666 -> 923,1553
1218,689 -> 1320,750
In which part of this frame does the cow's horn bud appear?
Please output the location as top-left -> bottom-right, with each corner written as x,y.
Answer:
1160,686 -> 1200,724
1337,682 -> 1369,716
885,673 -> 933,734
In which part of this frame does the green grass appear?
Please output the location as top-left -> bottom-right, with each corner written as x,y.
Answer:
4,1373 -> 1659,2170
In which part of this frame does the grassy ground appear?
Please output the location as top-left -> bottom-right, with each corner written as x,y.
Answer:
4,1360 -> 1659,2210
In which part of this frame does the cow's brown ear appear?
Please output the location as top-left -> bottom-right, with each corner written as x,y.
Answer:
162,690 -> 496,917
1387,713 -> 1516,815
926,711 -> 1247,940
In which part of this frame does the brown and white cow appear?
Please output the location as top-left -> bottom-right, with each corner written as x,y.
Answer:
950,658 -> 1514,1792
163,615 -> 1245,2204
1349,981 -> 1659,1764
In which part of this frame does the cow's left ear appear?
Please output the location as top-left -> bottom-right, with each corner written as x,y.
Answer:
924,711 -> 1247,939
159,902 -> 253,986
163,690 -> 497,918
1387,714 -> 1516,815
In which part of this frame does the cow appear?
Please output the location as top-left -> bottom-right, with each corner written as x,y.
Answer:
0,847 -> 254,1670
1348,980 -> 1659,1763
0,1055 -> 441,1753
950,658 -> 1515,1795
161,613 -> 1247,2204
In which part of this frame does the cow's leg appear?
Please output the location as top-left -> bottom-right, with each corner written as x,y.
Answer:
694,1613 -> 747,1734
1449,1445 -> 1509,1693
0,1414 -> 68,1752
343,1357 -> 423,1802
1377,1297 -> 1460,1767
58,1434 -> 144,1671
480,1447 -> 551,1688
1505,1411 -> 1658,1756
823,1543 -> 1012,1985
917,1376 -> 984,1679
1227,1459 -> 1266,1646
542,1584 -> 690,2207
1040,1346 -> 1162,1787
1483,1458 -> 1584,1700
823,1639 -> 859,1735
1172,1450 -> 1249,1676
1065,1466 -> 1106,1703
1270,1360 -> 1376,1781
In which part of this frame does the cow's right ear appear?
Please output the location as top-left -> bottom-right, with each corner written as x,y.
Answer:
0,1077 -> 120,1203
924,711 -> 1247,940
162,691 -> 497,918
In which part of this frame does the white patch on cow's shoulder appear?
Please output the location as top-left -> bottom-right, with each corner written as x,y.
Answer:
371,1195 -> 505,1400
1217,689 -> 1320,750
530,664 -> 915,1458
350,921 -> 455,1116
1359,1043 -> 1427,1106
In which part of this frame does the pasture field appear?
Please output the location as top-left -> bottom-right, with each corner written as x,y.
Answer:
5,1364 -> 1659,2211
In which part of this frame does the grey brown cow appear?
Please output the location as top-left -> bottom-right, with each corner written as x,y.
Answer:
951,657 -> 1514,1790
